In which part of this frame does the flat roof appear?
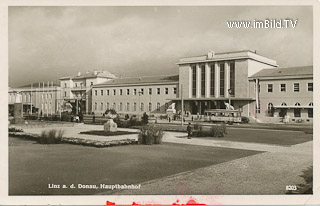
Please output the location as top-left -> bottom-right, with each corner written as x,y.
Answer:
249,66 -> 313,79
93,75 -> 179,88
59,71 -> 117,80
177,50 -> 278,67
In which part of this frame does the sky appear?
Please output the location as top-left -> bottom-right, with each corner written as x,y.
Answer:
8,6 -> 313,87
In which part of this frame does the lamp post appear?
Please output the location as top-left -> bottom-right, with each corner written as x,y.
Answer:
228,89 -> 232,110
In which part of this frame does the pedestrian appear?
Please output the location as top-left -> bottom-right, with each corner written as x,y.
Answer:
187,122 -> 192,139
191,116 -> 194,121
93,113 -> 95,123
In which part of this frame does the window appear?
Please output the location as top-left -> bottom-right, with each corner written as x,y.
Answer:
50,94 -> 52,99
141,103 -> 144,112
267,84 -> 273,93
192,65 -> 196,96
157,102 -> 160,111
133,102 -> 137,111
127,89 -> 130,95
173,87 -> 177,94
113,89 -> 116,95
107,90 -> 110,95
157,88 -> 160,95
210,64 -> 215,96
119,102 -> 123,111
75,83 -> 77,87
220,63 -> 225,96
94,90 -> 97,96
134,89 -> 137,95
165,88 -> 169,95
113,102 -> 116,110
308,102 -> 313,118
100,90 -> 103,96
140,88 -> 144,95
80,83 -> 83,87
255,103 -> 260,114
308,83 -> 313,92
281,102 -> 287,106
126,102 -> 130,111
64,92 -> 67,97
94,102 -> 97,111
229,62 -> 235,96
64,83 -> 67,88
120,89 -> 123,95
201,65 -> 205,96
149,88 -> 152,95
148,103 -> 152,112
267,103 -> 274,116
294,83 -> 300,92
106,102 -> 110,110
100,102 -> 103,110
91,82 -> 93,86
280,84 -> 286,92
294,102 -> 301,117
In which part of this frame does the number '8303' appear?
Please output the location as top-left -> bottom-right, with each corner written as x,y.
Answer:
286,185 -> 297,190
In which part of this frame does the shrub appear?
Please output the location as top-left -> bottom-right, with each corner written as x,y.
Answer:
142,112 -> 149,125
241,116 -> 250,123
9,127 -> 24,133
37,129 -> 64,144
191,124 -> 227,137
138,125 -> 163,145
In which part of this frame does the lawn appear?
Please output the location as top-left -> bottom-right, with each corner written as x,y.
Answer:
197,128 -> 313,146
9,137 -> 261,195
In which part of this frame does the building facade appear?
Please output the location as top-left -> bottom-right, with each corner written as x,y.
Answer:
9,50 -> 313,123
91,75 -> 179,115
59,70 -> 117,114
172,50 -> 278,116
249,66 -> 313,123
8,82 -> 61,116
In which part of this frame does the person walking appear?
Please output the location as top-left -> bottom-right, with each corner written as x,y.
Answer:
187,122 -> 192,139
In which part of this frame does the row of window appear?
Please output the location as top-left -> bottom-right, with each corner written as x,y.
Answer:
94,102 -> 168,112
63,82 -> 93,88
255,102 -> 313,118
191,62 -> 235,97
9,93 -> 54,102
255,82 -> 313,93
94,87 -> 177,96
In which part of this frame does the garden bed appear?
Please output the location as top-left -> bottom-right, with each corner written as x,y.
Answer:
79,130 -> 137,136
9,132 -> 137,148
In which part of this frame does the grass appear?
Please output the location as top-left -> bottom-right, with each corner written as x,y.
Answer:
9,137 -> 261,195
79,130 -> 137,136
287,166 -> 313,194
195,127 -> 312,146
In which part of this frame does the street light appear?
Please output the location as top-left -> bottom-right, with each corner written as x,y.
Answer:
228,89 -> 232,110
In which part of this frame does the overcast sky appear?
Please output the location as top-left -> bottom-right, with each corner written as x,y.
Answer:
9,6 -> 312,87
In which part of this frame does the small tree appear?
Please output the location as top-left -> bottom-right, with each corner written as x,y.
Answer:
142,112 -> 149,125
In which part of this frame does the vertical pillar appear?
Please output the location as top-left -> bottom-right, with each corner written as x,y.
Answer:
196,64 -> 201,98
225,62 -> 230,98
205,63 -> 210,98
188,65 -> 192,98
215,62 -> 219,98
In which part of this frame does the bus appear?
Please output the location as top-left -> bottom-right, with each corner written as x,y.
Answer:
203,109 -> 242,124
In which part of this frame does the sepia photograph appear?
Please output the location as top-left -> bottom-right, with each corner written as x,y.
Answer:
2,2 -> 319,205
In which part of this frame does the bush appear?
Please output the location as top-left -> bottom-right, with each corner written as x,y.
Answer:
8,127 -> 24,133
138,125 -> 163,145
192,124 -> 227,137
142,112 -> 149,125
37,129 -> 64,144
241,116 -> 250,123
